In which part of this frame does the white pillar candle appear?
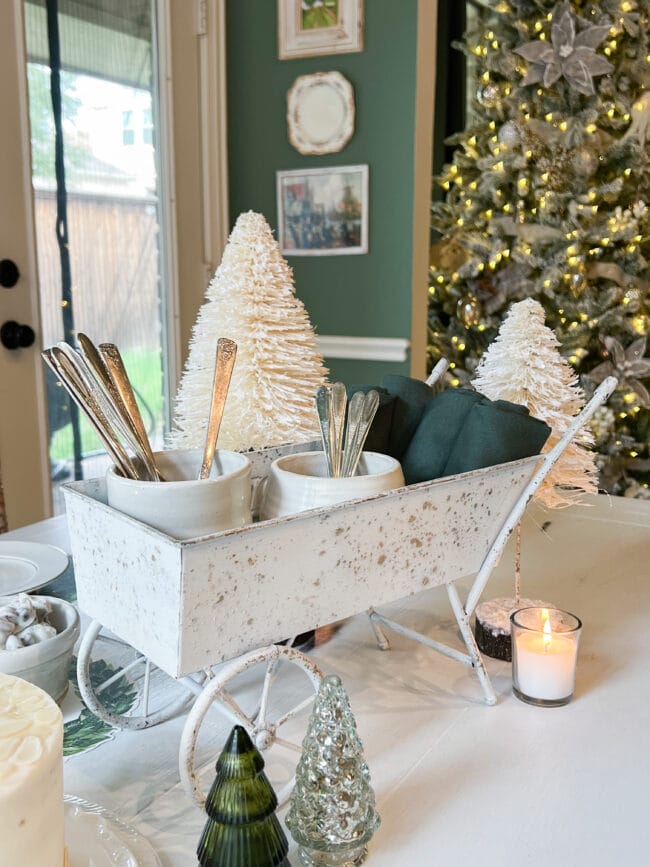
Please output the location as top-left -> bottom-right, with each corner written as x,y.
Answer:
514,631 -> 577,700
511,607 -> 581,705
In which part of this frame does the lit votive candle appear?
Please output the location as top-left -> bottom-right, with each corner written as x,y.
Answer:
510,607 -> 582,707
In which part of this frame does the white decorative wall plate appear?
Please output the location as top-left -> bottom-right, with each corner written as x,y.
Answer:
287,71 -> 355,155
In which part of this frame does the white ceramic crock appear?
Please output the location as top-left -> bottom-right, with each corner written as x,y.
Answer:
259,450 -> 405,520
106,448 -> 252,539
0,596 -> 80,704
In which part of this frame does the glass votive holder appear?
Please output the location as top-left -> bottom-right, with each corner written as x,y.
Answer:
510,607 -> 582,707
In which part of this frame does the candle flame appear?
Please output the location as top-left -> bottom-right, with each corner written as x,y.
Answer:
542,608 -> 552,650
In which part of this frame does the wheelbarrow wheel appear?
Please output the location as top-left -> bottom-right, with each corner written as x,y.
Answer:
76,620 -> 201,730
180,643 -> 322,808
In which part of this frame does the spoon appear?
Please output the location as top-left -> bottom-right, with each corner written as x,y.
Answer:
98,341 -> 164,481
330,382 -> 347,478
199,337 -> 237,480
341,389 -> 380,478
55,342 -> 154,480
315,385 -> 335,477
78,334 -> 160,481
341,391 -> 365,478
42,348 -> 138,479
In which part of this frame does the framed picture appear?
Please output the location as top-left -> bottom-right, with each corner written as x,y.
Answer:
277,165 -> 369,256
278,0 -> 364,60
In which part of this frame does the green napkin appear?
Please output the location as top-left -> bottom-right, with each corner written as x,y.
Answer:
401,389 -> 482,483
381,375 -> 434,459
346,385 -> 395,454
400,388 -> 551,484
443,398 -> 551,476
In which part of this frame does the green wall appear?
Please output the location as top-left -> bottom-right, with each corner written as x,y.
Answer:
226,0 -> 420,384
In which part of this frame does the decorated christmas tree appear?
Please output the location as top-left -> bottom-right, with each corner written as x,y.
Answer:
428,0 -> 650,498
172,211 -> 328,451
473,298 -> 598,507
197,725 -> 290,867
286,675 -> 380,867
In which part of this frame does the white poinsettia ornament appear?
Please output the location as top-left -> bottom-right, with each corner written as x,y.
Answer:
171,211 -> 328,451
472,298 -> 598,508
590,336 -> 650,408
515,1 -> 613,95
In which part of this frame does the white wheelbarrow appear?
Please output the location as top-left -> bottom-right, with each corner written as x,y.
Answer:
63,373 -> 616,806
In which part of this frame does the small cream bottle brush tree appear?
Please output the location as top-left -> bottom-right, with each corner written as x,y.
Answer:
472,297 -> 598,509
171,211 -> 328,451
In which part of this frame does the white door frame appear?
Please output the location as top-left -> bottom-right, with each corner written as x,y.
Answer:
167,0 -> 230,379
0,0 -> 50,528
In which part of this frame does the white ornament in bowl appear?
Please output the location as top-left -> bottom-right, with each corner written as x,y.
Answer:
0,595 -> 80,703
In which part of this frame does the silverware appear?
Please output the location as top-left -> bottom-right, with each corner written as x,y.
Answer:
341,391 -> 365,478
315,385 -> 335,477
341,389 -> 380,478
330,382 -> 347,478
199,337 -> 237,480
42,347 -> 138,479
77,334 -> 124,415
55,341 -> 155,480
98,341 -> 164,481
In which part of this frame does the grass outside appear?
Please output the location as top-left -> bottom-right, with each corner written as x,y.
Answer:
49,347 -> 165,462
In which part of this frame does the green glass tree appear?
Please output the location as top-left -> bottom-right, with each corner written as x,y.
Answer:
429,0 -> 650,498
286,675 -> 380,867
197,725 -> 290,867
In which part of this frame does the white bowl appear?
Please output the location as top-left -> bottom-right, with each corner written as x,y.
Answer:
260,451 -> 405,520
106,448 -> 252,540
0,596 -> 80,704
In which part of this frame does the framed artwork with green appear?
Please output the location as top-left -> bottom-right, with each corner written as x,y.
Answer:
278,0 -> 364,60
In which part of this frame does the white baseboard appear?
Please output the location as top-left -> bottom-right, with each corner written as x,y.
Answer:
317,335 -> 410,363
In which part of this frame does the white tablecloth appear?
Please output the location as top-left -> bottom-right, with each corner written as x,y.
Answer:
5,494 -> 650,866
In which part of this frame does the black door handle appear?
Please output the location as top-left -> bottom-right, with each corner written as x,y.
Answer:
0,260 -> 20,288
1,321 -> 35,350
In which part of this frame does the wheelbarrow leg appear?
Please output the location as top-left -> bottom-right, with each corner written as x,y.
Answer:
367,608 -> 391,651
447,583 -> 497,706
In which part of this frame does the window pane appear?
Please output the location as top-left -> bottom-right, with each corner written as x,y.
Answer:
24,0 -> 170,512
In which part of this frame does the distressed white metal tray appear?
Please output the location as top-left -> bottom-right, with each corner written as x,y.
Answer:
63,441 -> 540,679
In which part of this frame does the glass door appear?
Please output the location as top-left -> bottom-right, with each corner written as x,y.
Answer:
23,0 -> 171,512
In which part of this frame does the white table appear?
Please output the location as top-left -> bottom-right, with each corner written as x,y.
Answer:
5,495 -> 650,865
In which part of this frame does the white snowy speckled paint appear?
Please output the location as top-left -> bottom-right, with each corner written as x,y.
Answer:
63,445 -> 539,678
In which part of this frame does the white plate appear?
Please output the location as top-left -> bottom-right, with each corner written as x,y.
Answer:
65,796 -> 162,867
287,71 -> 355,155
0,541 -> 69,595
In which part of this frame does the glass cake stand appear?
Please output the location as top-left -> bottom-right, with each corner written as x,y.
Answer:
64,796 -> 162,866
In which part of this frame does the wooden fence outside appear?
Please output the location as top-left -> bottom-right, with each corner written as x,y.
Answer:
35,189 -> 162,352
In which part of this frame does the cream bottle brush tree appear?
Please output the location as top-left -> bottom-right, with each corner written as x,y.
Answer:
171,211 -> 328,452
472,297 -> 598,510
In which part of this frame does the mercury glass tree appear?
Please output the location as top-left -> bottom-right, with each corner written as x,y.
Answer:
286,675 -> 380,866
